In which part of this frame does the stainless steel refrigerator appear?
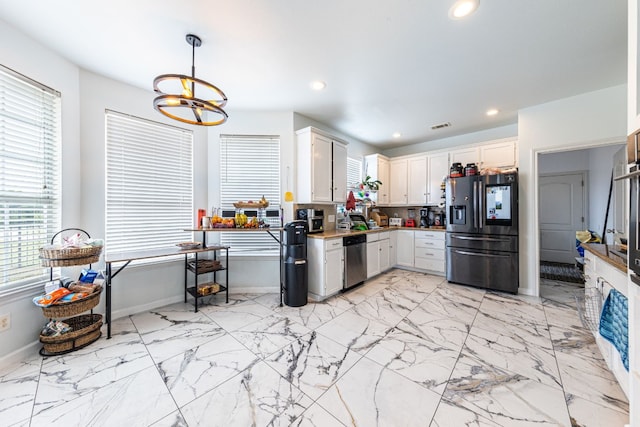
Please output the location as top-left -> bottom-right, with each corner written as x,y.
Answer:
445,172 -> 519,293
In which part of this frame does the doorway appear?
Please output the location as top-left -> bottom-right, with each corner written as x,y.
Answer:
539,172 -> 587,264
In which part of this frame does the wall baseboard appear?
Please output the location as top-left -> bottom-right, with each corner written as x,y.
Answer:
0,340 -> 41,366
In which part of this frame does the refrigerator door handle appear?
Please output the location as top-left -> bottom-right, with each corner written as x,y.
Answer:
473,180 -> 478,229
454,235 -> 511,242
454,249 -> 511,259
478,179 -> 483,229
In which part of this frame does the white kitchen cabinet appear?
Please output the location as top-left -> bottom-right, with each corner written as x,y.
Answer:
389,158 -> 408,205
479,140 -> 517,168
427,152 -> 448,205
364,154 -> 390,205
449,146 -> 479,168
307,237 -> 344,300
408,155 -> 428,205
388,230 -> 397,267
367,232 -> 390,278
414,230 -> 445,275
366,233 -> 380,278
395,230 -> 414,267
296,126 -> 348,203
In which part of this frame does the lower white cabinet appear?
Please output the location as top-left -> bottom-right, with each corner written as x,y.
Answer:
367,232 -> 390,278
308,237 -> 344,299
388,230 -> 397,267
414,230 -> 445,274
396,230 -> 414,267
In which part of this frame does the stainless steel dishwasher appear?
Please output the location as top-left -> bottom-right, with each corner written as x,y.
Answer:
343,234 -> 367,290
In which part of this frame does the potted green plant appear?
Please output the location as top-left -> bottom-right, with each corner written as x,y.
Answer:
360,175 -> 382,191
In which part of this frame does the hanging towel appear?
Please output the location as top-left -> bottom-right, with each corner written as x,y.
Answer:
599,288 -> 629,371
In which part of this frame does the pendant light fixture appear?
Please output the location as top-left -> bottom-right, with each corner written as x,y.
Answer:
153,34 -> 228,126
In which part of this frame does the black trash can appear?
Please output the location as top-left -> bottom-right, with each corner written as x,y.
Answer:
283,220 -> 308,307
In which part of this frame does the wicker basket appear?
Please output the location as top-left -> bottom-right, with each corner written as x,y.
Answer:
233,201 -> 269,209
187,259 -> 222,274
40,254 -> 100,267
40,287 -> 102,319
40,245 -> 102,260
40,245 -> 102,267
39,314 -> 103,355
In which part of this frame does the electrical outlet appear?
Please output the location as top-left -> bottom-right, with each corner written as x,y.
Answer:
0,313 -> 10,332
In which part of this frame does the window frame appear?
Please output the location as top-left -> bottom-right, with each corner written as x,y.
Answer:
0,64 -> 61,294
104,110 -> 194,264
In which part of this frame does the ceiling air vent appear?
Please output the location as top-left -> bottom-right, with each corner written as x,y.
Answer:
430,122 -> 452,130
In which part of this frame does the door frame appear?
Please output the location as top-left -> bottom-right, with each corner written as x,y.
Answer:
531,138 -> 624,297
538,170 -> 588,263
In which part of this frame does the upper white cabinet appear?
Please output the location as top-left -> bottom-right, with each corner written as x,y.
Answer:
479,140 -> 517,168
296,127 -> 347,203
407,155 -> 428,205
449,147 -> 480,167
427,152 -> 448,205
448,140 -> 517,170
389,158 -> 408,205
364,154 -> 390,205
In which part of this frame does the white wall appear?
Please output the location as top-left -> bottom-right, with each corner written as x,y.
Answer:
518,84 -> 627,296
78,69 -> 209,321
206,111 -> 295,292
0,18 -> 82,360
383,124 -> 518,157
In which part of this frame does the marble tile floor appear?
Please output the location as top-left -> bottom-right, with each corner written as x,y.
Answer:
0,270 -> 630,427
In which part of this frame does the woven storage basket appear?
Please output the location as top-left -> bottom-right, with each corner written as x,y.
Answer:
40,314 -> 102,355
40,254 -> 100,267
40,245 -> 102,260
40,245 -> 102,267
187,259 -> 222,274
40,287 -> 102,319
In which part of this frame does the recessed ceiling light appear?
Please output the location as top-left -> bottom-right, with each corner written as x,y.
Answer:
486,108 -> 499,116
392,132 -> 402,139
449,0 -> 479,20
310,81 -> 326,91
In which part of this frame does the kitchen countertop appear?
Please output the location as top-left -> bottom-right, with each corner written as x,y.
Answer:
307,226 -> 446,239
581,243 -> 627,272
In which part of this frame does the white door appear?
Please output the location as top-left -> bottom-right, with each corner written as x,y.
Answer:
332,141 -> 347,202
366,241 -> 380,278
395,230 -> 414,267
378,157 -> 390,205
389,159 -> 408,205
311,134 -> 332,202
379,239 -> 390,272
325,248 -> 344,295
427,152 -> 449,205
408,156 -> 428,205
539,173 -> 586,264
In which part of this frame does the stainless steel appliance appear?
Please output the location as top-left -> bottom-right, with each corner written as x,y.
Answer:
445,172 -> 519,293
622,163 -> 640,284
296,208 -> 324,233
419,208 -> 429,227
343,234 -> 367,289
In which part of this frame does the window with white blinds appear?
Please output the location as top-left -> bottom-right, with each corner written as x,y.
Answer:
0,65 -> 61,290
347,156 -> 363,189
105,111 -> 193,257
219,135 -> 281,255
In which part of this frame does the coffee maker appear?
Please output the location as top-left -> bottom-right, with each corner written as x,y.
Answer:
419,208 -> 429,228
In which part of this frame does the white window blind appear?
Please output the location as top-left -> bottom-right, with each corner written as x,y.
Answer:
220,135 -> 281,255
105,111 -> 193,256
347,156 -> 363,189
0,65 -> 61,289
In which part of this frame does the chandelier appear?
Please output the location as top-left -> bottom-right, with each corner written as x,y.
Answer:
153,34 -> 228,126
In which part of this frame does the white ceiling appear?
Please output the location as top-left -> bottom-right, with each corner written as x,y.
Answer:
0,1 -> 627,148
